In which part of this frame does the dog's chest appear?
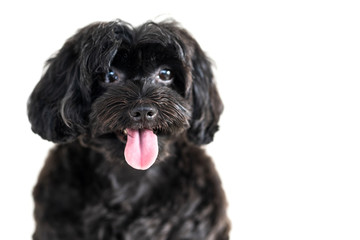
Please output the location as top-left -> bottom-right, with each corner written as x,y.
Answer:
81,163 -> 201,239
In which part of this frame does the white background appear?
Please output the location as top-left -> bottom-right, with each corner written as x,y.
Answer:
1,0 -> 360,239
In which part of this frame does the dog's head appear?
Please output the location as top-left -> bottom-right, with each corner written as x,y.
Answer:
28,20 -> 223,170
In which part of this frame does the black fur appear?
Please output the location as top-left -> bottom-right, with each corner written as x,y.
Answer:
28,19 -> 230,239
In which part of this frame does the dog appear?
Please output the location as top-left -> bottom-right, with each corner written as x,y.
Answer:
28,19 -> 230,240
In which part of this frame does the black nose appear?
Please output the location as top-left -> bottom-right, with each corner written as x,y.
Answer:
129,105 -> 158,121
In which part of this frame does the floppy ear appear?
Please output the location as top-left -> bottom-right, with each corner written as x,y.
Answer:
28,20 -> 133,143
186,44 -> 224,145
157,21 -> 224,145
28,37 -> 86,142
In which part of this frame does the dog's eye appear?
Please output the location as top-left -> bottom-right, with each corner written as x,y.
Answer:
105,69 -> 119,83
157,69 -> 173,82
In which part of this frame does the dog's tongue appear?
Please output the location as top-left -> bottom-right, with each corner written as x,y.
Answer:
124,129 -> 158,170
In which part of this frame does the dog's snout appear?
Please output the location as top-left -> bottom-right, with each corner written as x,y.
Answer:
129,105 -> 158,121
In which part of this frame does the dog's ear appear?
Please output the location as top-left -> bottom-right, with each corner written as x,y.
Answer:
28,21 -> 133,143
186,44 -> 224,145
158,21 -> 224,145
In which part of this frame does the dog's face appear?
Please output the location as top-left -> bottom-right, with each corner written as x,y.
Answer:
28,20 -> 223,170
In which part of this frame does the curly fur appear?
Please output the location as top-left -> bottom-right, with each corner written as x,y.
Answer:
28,19 -> 230,240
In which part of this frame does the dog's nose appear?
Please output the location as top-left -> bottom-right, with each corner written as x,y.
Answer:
129,105 -> 158,121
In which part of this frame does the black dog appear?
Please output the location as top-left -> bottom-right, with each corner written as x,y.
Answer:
28,19 -> 230,240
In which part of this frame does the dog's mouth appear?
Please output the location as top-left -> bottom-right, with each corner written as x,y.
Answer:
116,128 -> 158,170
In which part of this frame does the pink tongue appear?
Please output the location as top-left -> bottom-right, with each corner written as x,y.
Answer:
124,129 -> 158,170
